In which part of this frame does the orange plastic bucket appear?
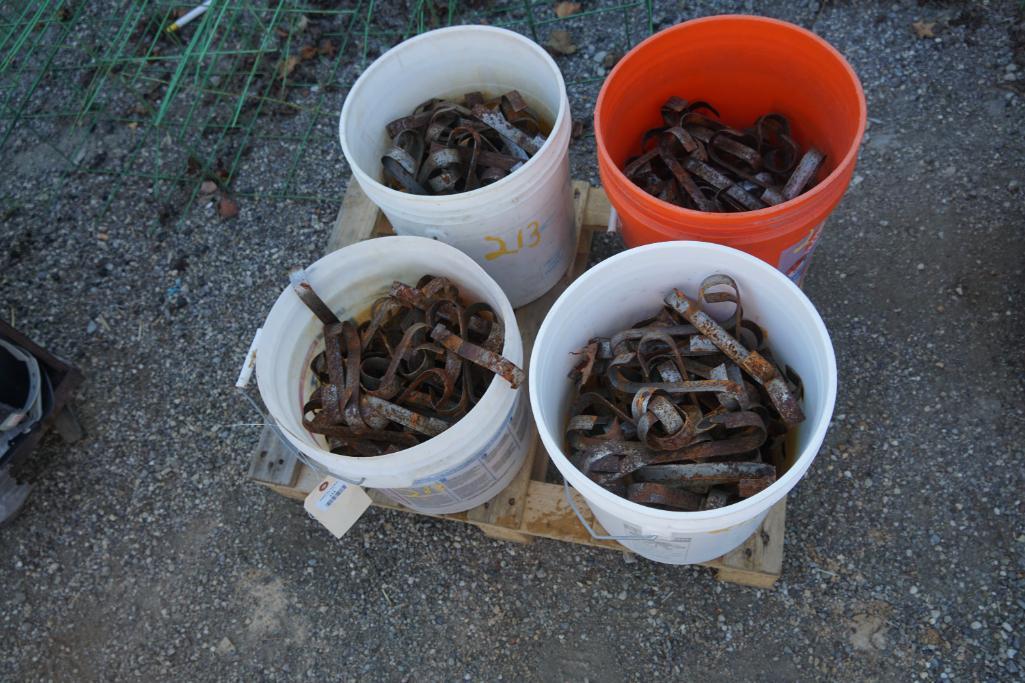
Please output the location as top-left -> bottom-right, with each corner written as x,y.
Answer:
595,15 -> 866,283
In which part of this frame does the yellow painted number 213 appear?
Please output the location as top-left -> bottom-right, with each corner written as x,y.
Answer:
484,221 -> 541,261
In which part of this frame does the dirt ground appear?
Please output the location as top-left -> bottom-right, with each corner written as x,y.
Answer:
1,1 -> 1024,681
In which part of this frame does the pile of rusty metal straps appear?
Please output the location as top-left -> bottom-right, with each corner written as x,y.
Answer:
565,275 -> 805,511
624,97 -> 825,212
292,274 -> 525,456
382,90 -> 548,195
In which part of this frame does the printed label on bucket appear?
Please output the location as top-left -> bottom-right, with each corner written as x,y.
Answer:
778,220 -> 826,284
378,393 -> 529,511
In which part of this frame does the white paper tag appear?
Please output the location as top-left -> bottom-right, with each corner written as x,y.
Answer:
303,477 -> 372,539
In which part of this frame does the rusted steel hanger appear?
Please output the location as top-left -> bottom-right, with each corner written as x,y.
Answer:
383,90 -> 548,196
295,275 -> 524,456
565,275 -> 805,510
623,98 -> 825,212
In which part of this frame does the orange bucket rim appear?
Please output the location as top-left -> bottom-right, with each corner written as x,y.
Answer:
594,14 -> 867,231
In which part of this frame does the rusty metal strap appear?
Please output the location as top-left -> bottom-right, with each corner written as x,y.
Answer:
622,98 -> 826,213
563,274 -> 806,511
382,90 -> 548,197
292,275 -> 524,457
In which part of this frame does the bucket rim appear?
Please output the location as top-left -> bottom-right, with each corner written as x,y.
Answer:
594,14 -> 867,234
339,24 -> 570,205
529,240 -> 838,522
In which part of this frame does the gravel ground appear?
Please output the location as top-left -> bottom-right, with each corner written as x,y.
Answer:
2,1 -> 1024,680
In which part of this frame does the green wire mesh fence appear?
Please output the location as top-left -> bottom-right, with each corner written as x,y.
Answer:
0,0 -> 652,224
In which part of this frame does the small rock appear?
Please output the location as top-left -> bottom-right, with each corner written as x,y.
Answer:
1009,179 -> 1020,192
86,320 -> 98,334
216,637 -> 236,656
535,568 -> 547,579
916,263 -> 925,271
200,180 -> 218,194
971,621 -> 983,630
1008,63 -> 1020,73
218,197 -> 239,219
850,614 -> 888,652
617,591 -> 627,601
592,50 -> 607,64
622,552 -> 637,565
930,533 -> 941,545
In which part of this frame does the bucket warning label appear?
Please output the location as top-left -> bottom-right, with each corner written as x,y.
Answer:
379,394 -> 529,511
778,220 -> 826,284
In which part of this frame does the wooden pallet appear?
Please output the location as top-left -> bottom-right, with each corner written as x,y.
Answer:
248,179 -> 787,589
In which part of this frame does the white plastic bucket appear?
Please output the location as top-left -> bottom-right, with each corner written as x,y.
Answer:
339,25 -> 575,308
529,241 -> 837,564
256,236 -> 531,515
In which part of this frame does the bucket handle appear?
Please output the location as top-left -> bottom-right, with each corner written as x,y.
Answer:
606,205 -> 619,234
562,481 -> 660,542
236,329 -> 367,488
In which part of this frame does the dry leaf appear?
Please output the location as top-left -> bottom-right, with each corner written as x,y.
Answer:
546,29 -> 577,56
911,20 -> 936,39
603,50 -> 622,69
199,180 -> 217,194
275,26 -> 289,39
554,2 -> 581,19
277,55 -> 300,79
318,38 -> 337,57
571,119 -> 585,139
299,45 -> 318,61
218,197 -> 239,219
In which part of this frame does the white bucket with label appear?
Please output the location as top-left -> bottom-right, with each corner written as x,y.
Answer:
339,25 -> 575,308
256,236 -> 530,515
529,241 -> 837,564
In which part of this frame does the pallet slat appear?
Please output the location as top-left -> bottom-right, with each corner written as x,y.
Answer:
249,178 -> 787,588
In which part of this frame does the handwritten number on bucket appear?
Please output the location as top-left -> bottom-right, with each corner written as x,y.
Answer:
403,483 -> 446,498
485,221 -> 541,261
